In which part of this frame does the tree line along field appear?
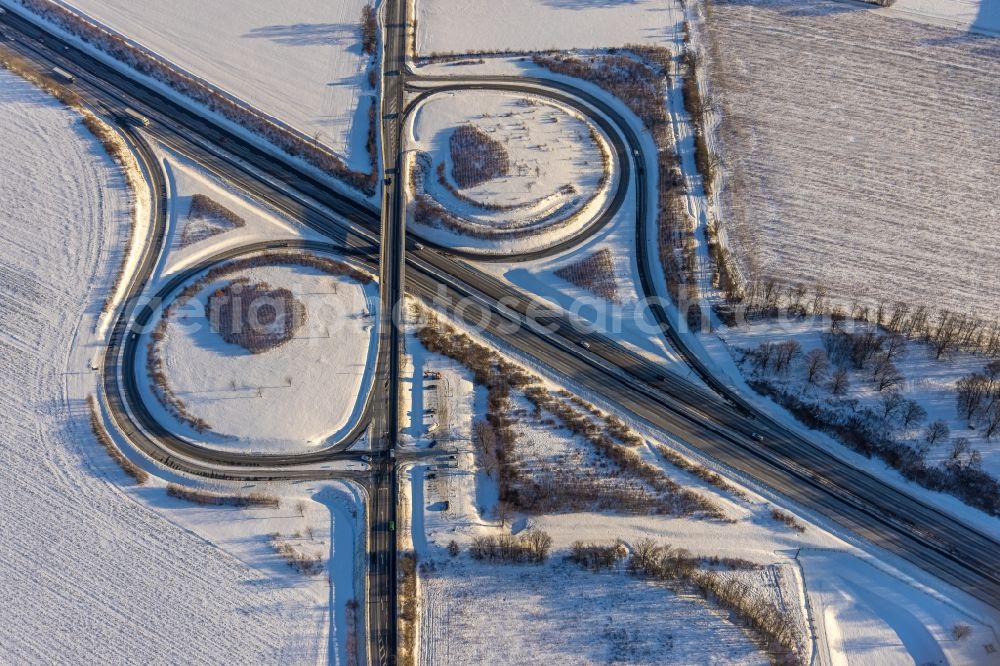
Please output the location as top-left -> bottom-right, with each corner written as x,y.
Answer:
703,0 -> 1000,321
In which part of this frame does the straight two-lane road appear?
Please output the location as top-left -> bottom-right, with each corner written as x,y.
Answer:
367,0 -> 410,662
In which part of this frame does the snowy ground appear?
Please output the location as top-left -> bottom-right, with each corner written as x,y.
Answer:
153,142 -> 326,281
800,549 -> 997,666
417,0 -> 681,54
144,263 -> 377,453
0,69 -> 353,663
419,559 -> 766,666
399,302 -> 1000,665
407,89 -> 615,255
701,0 -> 1000,319
872,0 -> 1000,35
56,0 -> 377,170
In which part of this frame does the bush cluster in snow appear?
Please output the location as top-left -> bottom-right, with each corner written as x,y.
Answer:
448,123 -> 510,189
206,281 -> 306,354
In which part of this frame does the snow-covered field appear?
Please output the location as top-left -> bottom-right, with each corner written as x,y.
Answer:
56,0 -> 376,170
702,0 -> 1000,319
0,70 -> 341,663
407,89 -> 615,255
419,559 -> 766,665
417,0 -> 681,53
145,263 -> 377,452
874,0 -> 1000,35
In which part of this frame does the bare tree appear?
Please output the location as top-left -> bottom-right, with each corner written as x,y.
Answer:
496,500 -> 512,528
786,283 -> 808,317
804,349 -> 829,384
873,355 -> 903,392
956,372 -> 989,422
628,538 -> 662,575
984,401 -> 1000,439
887,301 -> 910,333
522,529 -> 553,562
829,368 -> 849,396
952,624 -> 972,641
907,305 -> 929,338
830,306 -> 847,332
947,437 -> 971,466
773,340 -> 802,374
901,400 -> 927,428
925,420 -> 950,446
748,341 -> 776,373
882,333 -> 906,361
881,392 -> 906,421
810,285 -> 828,316
852,330 -> 883,369
930,310 -> 979,359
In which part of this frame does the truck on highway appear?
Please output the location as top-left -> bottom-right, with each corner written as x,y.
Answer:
119,108 -> 149,127
50,67 -> 74,84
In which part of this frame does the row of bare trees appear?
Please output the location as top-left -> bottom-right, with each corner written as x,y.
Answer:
88,395 -> 148,484
681,49 -> 716,195
166,483 -> 279,508
749,379 -> 1000,516
728,277 -> 1000,360
469,529 -> 553,563
653,443 -> 749,501
398,552 -> 418,666
626,539 -> 803,664
360,4 -> 377,55
416,314 -> 727,519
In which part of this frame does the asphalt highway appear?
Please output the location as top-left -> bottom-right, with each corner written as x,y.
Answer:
2,4 -> 997,654
367,0 -> 410,661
